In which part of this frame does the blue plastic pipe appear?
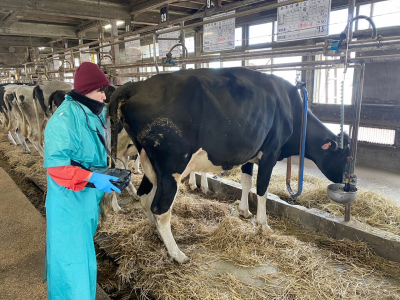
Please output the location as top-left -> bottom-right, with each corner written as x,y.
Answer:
286,82 -> 308,198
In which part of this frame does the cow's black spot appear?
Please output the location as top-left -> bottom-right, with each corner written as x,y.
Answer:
19,95 -> 25,102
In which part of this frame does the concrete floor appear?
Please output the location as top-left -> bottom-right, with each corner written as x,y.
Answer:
275,158 -> 400,207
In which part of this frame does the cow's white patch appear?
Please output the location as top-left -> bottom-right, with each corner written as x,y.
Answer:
155,208 -> 189,263
182,148 -> 229,179
139,149 -> 157,226
256,192 -> 273,233
238,172 -> 253,218
247,151 -> 264,164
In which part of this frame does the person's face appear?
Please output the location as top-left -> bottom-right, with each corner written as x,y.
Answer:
85,88 -> 106,103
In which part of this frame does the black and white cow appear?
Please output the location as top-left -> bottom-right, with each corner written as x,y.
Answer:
110,67 -> 350,263
32,81 -> 73,148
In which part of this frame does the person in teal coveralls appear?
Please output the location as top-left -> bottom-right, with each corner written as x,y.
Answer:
43,62 -> 121,300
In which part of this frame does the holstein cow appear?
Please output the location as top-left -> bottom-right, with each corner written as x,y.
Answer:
3,85 -> 31,152
32,81 -> 73,148
109,67 -> 350,264
13,85 -> 45,155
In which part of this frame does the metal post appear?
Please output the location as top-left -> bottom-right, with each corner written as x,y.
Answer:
345,203 -> 351,222
348,0 -> 356,41
111,20 -> 121,85
350,63 -> 366,175
153,33 -> 159,74
180,21 -> 186,70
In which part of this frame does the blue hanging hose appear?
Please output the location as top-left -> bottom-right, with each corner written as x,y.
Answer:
286,81 -> 308,198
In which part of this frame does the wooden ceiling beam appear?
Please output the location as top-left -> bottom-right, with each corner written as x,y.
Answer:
0,22 -> 100,39
0,10 -> 27,28
131,0 -> 177,15
1,0 -> 130,21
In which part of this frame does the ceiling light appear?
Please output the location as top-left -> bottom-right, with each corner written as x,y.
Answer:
104,24 -> 111,29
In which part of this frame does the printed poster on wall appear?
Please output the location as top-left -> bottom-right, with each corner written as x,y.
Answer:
158,28 -> 181,59
277,0 -> 331,42
124,35 -> 142,62
203,10 -> 235,52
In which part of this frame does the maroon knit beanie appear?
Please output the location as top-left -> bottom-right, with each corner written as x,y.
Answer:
74,62 -> 110,95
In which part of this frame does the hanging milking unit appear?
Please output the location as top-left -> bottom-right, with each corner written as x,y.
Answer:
325,15 -> 378,221
286,15 -> 379,222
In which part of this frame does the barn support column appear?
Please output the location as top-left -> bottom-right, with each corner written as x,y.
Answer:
194,28 -> 201,69
301,40 -> 315,105
111,20 -> 121,85
180,22 -> 186,70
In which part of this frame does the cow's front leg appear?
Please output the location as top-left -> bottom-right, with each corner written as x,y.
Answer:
200,172 -> 210,194
132,156 -> 141,174
238,163 -> 254,219
189,171 -> 197,191
256,155 -> 276,233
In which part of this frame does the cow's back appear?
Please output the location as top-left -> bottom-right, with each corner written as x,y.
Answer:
119,68 -> 297,166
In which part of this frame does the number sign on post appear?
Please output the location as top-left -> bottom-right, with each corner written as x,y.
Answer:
206,0 -> 215,9
160,6 -> 168,23
277,0 -> 331,42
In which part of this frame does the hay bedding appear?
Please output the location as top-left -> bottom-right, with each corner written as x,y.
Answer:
99,184 -> 400,300
0,129 -> 400,298
221,166 -> 400,236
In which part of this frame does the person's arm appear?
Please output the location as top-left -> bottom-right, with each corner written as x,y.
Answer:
47,165 -> 92,191
48,166 -> 121,193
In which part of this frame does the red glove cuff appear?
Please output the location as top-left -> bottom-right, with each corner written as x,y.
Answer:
47,165 -> 91,191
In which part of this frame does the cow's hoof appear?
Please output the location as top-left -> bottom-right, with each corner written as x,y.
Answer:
201,188 -> 213,196
189,184 -> 198,191
260,224 -> 274,233
173,252 -> 190,264
239,209 -> 253,219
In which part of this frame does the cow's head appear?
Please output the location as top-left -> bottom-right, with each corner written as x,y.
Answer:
319,133 -> 351,183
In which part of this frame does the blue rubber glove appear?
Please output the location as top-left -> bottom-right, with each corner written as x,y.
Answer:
88,173 -> 121,193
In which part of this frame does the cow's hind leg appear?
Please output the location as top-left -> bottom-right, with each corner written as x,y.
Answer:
256,154 -> 276,233
239,162 -> 254,219
152,175 -> 189,264
137,174 -> 156,228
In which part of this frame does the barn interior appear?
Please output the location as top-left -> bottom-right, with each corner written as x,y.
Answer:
1,0 -> 400,299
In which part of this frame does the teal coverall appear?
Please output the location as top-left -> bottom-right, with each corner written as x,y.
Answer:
44,94 -> 107,300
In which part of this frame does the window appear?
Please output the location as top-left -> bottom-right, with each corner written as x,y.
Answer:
246,48 -> 272,67
235,27 -> 242,47
372,0 -> 400,28
323,123 -> 350,136
222,61 -> 241,68
358,127 -> 395,145
358,4 -> 372,30
329,9 -> 349,35
185,37 -> 195,53
208,61 -> 220,68
313,54 -> 354,105
273,56 -> 302,85
140,45 -> 150,59
249,23 -> 273,45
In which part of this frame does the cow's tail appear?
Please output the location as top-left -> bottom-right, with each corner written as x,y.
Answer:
109,83 -> 132,167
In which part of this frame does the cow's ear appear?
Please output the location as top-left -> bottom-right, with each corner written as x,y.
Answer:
321,139 -> 338,151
